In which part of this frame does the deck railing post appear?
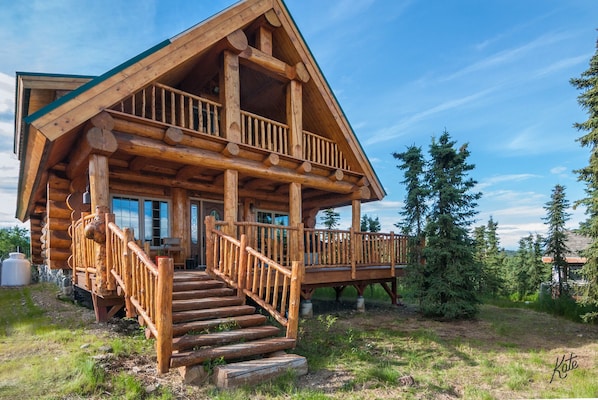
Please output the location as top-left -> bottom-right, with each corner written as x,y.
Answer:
350,227 -> 357,280
286,260 -> 303,340
205,215 -> 215,273
238,234 -> 248,300
123,227 -> 135,318
156,257 -> 173,374
390,231 -> 396,278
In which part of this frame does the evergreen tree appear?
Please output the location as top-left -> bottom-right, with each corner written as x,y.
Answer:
320,208 -> 340,230
475,217 -> 505,296
418,130 -> 482,319
393,144 -> 428,276
543,184 -> 571,296
393,145 -> 428,237
360,215 -> 381,232
571,36 -> 598,321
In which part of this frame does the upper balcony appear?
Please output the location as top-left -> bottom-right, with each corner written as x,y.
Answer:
110,82 -> 350,171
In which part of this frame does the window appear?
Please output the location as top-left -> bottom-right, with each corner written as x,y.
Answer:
112,196 -> 170,246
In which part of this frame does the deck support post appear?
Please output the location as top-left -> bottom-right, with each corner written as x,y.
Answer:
156,257 -> 174,374
224,169 -> 238,237
88,154 -> 110,296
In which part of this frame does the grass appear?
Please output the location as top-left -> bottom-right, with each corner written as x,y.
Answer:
0,284 -> 174,399
1,283 -> 597,399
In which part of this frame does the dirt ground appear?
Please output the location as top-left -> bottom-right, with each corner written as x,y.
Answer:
30,287 -> 598,399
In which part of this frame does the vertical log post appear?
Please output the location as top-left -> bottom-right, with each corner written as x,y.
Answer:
89,154 -> 110,295
289,182 -> 302,263
287,80 -> 303,158
350,227 -> 357,280
237,234 -> 248,301
172,187 -> 188,265
221,49 -> 242,142
390,231 -> 396,278
205,216 -> 215,273
156,257 -> 173,374
286,260 -> 303,340
224,169 -> 238,238
123,227 -> 135,318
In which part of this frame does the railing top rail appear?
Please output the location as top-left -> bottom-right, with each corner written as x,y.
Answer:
151,82 -> 222,108
235,221 -> 299,231
240,109 -> 288,128
107,221 -> 128,241
305,228 -> 351,234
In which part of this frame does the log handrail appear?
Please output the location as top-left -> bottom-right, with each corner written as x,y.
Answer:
303,130 -> 349,170
205,216 -> 302,339
114,82 -> 222,136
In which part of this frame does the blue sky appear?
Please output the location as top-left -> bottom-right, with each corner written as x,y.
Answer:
0,0 -> 596,249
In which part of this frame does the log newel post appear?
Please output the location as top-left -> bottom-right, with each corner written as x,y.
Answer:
205,215 -> 216,273
156,257 -> 173,374
237,234 -> 248,301
123,227 -> 135,318
350,227 -> 357,280
390,231 -> 396,278
286,260 -> 303,340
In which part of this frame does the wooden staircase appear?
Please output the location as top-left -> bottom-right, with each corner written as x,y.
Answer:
168,270 -> 298,373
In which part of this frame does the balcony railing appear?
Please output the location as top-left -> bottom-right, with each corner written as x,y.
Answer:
112,83 -> 350,170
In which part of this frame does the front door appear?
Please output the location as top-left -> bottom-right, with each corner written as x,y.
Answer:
190,200 -> 224,267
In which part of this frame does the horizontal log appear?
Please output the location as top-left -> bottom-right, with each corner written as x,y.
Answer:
47,188 -> 69,202
263,153 -> 279,167
47,217 -> 71,232
87,111 -> 115,131
240,46 -> 308,83
47,173 -> 70,191
114,132 -> 355,194
47,230 -> 72,248
47,200 -> 72,219
264,9 -> 282,28
296,161 -> 311,174
47,260 -> 69,270
222,142 -> 240,157
43,248 -> 71,262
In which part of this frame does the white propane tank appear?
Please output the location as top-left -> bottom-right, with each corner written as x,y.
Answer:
1,252 -> 31,286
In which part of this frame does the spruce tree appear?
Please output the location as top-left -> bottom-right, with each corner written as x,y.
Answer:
543,184 -> 571,296
393,145 -> 428,237
394,145 -> 428,291
320,208 -> 340,230
419,130 -> 482,319
571,36 -> 598,321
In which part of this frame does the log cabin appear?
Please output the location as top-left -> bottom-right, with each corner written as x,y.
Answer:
13,0 -> 409,378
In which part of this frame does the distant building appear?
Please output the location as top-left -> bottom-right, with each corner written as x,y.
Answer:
542,230 -> 592,296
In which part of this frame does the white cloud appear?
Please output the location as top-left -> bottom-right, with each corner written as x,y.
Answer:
550,166 -> 568,175
477,174 -> 540,190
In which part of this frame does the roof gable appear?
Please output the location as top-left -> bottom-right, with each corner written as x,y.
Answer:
16,0 -> 385,220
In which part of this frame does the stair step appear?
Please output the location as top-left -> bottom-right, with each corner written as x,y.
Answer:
173,326 -> 281,351
172,314 -> 268,337
173,279 -> 225,292
173,296 -> 245,312
170,338 -> 297,368
173,271 -> 211,282
172,305 -> 256,323
172,287 -> 235,300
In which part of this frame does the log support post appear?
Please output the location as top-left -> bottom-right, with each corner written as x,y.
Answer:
289,182 -> 302,262
286,260 -> 304,339
287,80 -> 302,158
172,187 -> 188,265
224,169 -> 238,237
221,49 -> 242,142
89,154 -> 110,295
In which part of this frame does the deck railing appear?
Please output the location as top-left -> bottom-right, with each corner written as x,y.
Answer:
112,83 -> 350,170
303,130 -> 349,170
71,213 -> 97,290
241,110 -> 289,155
72,212 -> 173,373
304,228 -> 409,278
235,221 -> 301,267
205,216 -> 302,339
114,83 -> 222,136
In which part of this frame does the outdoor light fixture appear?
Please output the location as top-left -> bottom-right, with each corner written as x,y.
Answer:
82,185 -> 91,205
